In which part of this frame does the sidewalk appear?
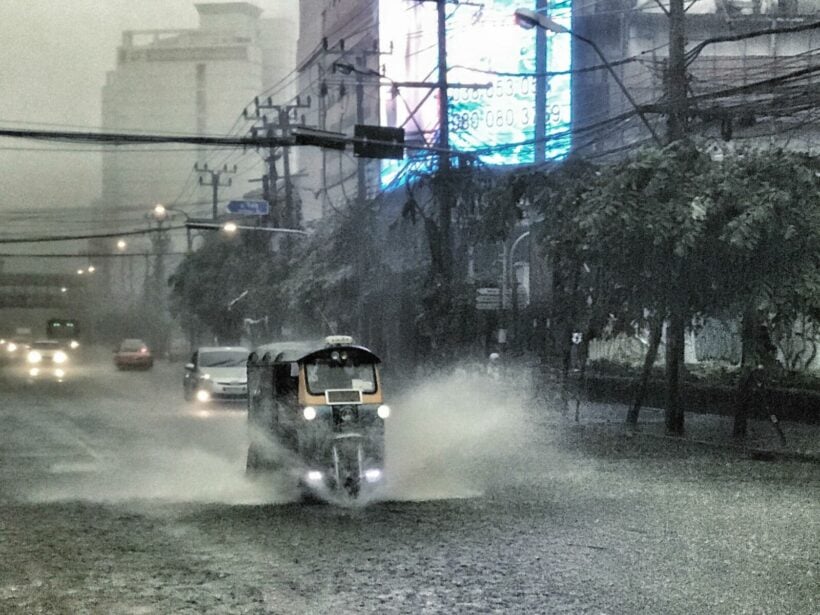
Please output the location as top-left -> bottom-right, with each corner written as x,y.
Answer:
555,400 -> 820,463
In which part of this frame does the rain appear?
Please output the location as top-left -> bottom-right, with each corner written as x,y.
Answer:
1,1 -> 819,613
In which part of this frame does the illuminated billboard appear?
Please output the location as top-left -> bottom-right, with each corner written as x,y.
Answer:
378,0 -> 572,187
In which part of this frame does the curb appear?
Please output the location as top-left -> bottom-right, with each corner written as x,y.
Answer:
569,421 -> 820,464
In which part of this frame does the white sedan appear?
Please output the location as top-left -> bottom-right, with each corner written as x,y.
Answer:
25,340 -> 70,380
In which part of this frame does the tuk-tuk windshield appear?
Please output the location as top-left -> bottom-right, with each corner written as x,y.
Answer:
305,360 -> 377,395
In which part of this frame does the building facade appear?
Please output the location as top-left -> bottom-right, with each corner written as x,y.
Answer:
98,2 -> 297,347
101,2 -> 297,220
292,0 -> 819,215
571,0 -> 820,156
295,0 -> 381,222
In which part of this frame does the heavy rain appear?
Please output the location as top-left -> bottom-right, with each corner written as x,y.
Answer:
1,1 -> 819,614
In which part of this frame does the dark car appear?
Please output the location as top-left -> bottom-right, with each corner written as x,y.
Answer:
114,339 -> 154,370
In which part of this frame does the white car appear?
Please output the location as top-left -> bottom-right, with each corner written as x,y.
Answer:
183,346 -> 249,403
25,340 -> 70,380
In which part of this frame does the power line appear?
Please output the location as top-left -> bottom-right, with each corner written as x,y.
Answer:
0,225 -> 186,244
0,251 -> 189,258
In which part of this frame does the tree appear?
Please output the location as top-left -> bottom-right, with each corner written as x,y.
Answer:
696,148 -> 820,437
521,144 -> 820,437
168,232 -> 280,345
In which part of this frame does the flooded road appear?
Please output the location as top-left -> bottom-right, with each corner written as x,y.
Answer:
0,351 -> 817,614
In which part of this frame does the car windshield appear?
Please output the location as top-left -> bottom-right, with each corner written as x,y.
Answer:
305,360 -> 377,394
120,340 -> 146,352
199,350 -> 248,367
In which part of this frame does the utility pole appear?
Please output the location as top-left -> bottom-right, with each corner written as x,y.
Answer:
418,0 -> 455,281
249,96 -> 310,230
534,0 -> 548,163
665,0 -> 688,435
667,0 -> 688,143
195,162 -> 236,220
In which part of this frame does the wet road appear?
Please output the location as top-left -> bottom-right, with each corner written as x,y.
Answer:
0,351 -> 817,614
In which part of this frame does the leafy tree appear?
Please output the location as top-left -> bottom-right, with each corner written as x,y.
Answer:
168,232 -> 279,345
696,148 -> 820,437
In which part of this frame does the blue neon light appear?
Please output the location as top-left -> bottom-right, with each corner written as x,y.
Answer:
378,0 -> 572,187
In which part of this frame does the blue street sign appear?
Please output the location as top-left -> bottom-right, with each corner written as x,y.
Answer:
226,200 -> 270,215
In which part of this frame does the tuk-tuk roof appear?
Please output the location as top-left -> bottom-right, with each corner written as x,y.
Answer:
296,344 -> 381,365
256,340 -> 319,363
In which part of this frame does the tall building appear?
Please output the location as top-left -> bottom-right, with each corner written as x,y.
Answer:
295,0 -> 380,222
101,2 -> 297,219
98,2 -> 297,337
293,0 -> 819,209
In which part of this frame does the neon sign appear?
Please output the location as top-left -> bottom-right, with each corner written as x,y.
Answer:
378,0 -> 572,187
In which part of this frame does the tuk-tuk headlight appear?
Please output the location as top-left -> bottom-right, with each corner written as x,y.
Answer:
303,406 -> 317,421
27,351 -> 42,364
377,404 -> 391,419
196,389 -> 211,402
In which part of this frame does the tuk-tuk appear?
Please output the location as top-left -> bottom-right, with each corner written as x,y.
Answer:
246,336 -> 389,499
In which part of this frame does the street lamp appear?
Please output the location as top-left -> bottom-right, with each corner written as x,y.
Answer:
116,239 -> 127,251
152,203 -> 167,221
186,220 -> 309,237
150,203 -> 193,252
513,8 -> 662,146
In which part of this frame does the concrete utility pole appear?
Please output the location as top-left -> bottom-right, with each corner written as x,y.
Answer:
667,0 -> 688,143
534,0 -> 548,163
195,163 -> 236,220
415,0 -> 457,279
665,0 -> 689,436
249,97 -> 310,230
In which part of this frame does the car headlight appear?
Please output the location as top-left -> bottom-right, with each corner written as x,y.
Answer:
8,342 -> 18,352
27,351 -> 42,364
303,406 -> 317,421
55,368 -> 65,379
377,404 -> 391,419
200,373 -> 211,380
69,340 -> 80,349
196,389 -> 211,402
53,351 -> 68,364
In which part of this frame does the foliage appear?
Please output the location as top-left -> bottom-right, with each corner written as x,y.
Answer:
504,144 -> 819,434
168,232 -> 285,344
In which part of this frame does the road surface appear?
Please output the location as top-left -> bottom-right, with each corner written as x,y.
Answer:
0,351 -> 817,614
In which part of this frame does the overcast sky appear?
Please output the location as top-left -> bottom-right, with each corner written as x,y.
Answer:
0,1 -> 296,214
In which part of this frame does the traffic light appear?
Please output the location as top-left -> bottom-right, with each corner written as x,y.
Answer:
353,125 -> 405,160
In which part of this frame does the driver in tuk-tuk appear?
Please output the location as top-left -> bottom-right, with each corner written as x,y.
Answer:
307,361 -> 372,391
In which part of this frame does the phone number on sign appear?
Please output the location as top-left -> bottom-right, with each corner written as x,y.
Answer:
449,105 -> 564,132
450,77 -> 537,103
